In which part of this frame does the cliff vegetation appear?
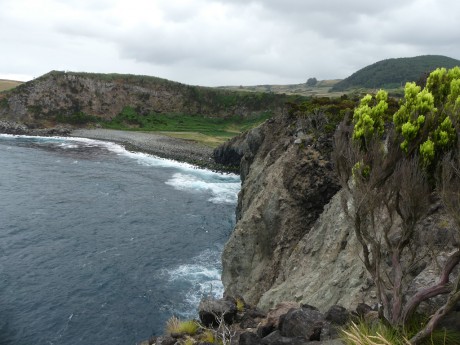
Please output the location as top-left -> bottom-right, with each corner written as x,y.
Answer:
217,67 -> 460,344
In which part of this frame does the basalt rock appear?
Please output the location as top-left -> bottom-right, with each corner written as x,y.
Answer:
219,113 -> 458,318
221,115 -> 340,308
198,297 -> 237,327
279,305 -> 324,341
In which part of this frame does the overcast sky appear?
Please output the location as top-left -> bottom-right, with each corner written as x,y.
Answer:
1,0 -> 459,86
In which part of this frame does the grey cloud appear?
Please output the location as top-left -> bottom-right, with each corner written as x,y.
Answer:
1,0 -> 460,86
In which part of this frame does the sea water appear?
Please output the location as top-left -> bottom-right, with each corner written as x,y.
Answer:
0,134 -> 240,345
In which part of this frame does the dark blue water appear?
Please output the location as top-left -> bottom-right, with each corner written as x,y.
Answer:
0,135 -> 239,345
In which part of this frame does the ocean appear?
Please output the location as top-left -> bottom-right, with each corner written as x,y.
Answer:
0,134 -> 240,345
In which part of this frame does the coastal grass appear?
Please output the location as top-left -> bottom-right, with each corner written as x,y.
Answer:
157,131 -> 229,147
102,108 -> 272,147
165,316 -> 200,336
341,319 -> 460,345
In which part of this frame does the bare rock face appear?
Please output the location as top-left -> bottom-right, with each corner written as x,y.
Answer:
0,71 -> 286,125
219,115 -> 458,316
221,115 -> 340,307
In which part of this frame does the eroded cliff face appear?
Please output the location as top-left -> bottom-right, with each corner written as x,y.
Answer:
0,71 -> 285,124
218,115 -> 458,313
218,115 -> 341,307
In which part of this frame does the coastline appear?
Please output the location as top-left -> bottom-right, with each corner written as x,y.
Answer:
0,119 -> 237,173
70,128 -> 237,173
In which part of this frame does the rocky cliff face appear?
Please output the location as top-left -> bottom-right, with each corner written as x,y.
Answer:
217,115 -> 341,308
218,115 -> 458,313
0,71 -> 289,125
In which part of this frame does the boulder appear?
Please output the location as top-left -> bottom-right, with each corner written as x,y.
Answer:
199,297 -> 237,327
324,305 -> 350,326
239,331 -> 263,345
279,305 -> 324,341
257,302 -> 299,338
261,330 -> 309,345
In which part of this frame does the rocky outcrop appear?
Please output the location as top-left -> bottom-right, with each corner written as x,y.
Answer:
220,115 -> 341,308
219,114 -> 459,315
0,71 -> 288,124
0,120 -> 70,136
146,297 -> 348,344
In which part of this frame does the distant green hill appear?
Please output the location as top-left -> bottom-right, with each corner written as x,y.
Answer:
331,55 -> 460,91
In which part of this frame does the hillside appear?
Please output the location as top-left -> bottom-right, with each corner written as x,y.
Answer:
218,79 -> 343,97
331,55 -> 460,91
0,79 -> 23,92
0,71 -> 311,145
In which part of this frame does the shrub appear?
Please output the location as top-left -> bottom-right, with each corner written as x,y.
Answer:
333,66 -> 460,344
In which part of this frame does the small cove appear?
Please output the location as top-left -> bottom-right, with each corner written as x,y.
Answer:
0,134 -> 239,344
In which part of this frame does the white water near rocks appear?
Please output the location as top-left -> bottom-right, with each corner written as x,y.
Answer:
0,134 -> 239,345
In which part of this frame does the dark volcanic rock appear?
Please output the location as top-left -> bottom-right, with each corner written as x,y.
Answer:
239,331 -> 263,345
221,116 -> 341,308
325,305 -> 350,326
261,330 -> 309,345
199,297 -> 237,327
0,120 -> 70,136
279,306 -> 324,341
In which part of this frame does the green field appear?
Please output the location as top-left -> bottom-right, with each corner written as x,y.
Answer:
217,79 -> 344,98
71,107 -> 273,147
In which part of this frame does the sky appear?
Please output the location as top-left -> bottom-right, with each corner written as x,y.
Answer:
1,0 -> 460,86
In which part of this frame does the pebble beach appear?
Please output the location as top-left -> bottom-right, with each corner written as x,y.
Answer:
70,128 -> 221,170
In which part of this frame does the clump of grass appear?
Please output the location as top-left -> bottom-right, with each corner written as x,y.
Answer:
199,329 -> 216,343
236,298 -> 245,312
341,321 -> 410,345
182,336 -> 196,345
342,319 -> 460,345
165,316 -> 200,336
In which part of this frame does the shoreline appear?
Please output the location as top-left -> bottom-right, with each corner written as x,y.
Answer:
70,128 -> 238,173
0,120 -> 238,173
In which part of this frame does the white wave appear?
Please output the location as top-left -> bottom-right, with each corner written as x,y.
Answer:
163,249 -> 225,316
58,143 -> 79,149
1,135 -> 241,199
165,172 -> 240,204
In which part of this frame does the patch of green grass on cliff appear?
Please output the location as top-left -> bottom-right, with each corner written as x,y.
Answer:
103,107 -> 272,147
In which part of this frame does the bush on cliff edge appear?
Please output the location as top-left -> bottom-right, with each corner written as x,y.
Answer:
333,67 -> 460,344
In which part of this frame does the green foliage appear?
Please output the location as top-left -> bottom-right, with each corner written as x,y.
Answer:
105,107 -> 272,140
391,67 -> 460,165
352,90 -> 388,147
420,138 -> 435,166
332,55 -> 460,91
55,111 -> 100,125
288,95 -> 357,135
352,161 -> 371,180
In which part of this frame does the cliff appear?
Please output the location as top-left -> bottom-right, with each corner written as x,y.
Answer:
0,71 -> 304,126
217,114 -> 458,313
